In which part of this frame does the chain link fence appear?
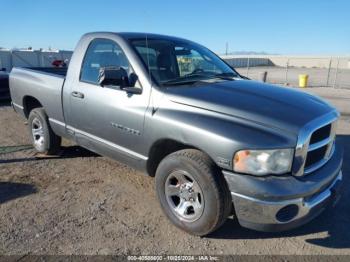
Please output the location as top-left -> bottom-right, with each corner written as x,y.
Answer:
222,56 -> 350,89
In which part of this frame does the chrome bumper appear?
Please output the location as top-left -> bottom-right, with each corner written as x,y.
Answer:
231,171 -> 342,232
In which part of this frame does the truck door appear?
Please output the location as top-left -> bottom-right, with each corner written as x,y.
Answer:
67,38 -> 149,161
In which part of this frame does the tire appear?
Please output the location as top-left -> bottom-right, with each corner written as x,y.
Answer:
28,107 -> 61,155
155,149 -> 232,236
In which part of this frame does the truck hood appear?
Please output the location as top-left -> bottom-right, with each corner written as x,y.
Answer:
164,80 -> 334,135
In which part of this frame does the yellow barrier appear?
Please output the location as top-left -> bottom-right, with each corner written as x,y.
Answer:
299,74 -> 309,88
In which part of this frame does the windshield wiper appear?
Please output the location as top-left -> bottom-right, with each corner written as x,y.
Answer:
184,72 -> 236,81
213,73 -> 236,80
161,79 -> 202,86
161,72 -> 237,86
161,73 -> 211,86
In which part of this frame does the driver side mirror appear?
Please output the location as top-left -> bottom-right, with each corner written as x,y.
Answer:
98,67 -> 141,94
98,66 -> 129,87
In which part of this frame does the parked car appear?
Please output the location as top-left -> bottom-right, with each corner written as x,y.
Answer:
9,32 -> 343,236
0,70 -> 10,101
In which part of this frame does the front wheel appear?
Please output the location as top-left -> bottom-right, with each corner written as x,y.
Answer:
155,149 -> 232,236
28,108 -> 61,155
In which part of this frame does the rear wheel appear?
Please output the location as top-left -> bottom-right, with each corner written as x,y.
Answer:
155,149 -> 232,236
28,108 -> 61,155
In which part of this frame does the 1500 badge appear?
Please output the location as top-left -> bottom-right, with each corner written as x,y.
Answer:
111,122 -> 141,136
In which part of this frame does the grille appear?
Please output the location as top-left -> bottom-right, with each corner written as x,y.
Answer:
309,124 -> 331,144
305,145 -> 328,167
292,111 -> 339,177
303,121 -> 336,174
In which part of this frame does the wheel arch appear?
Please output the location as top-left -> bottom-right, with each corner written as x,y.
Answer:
146,138 -> 217,177
23,96 -> 43,118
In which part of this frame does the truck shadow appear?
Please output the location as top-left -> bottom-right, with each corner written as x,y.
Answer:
0,145 -> 99,164
209,135 -> 350,249
58,145 -> 99,158
0,182 -> 37,204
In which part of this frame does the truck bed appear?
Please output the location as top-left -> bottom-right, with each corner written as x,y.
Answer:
9,67 -> 66,125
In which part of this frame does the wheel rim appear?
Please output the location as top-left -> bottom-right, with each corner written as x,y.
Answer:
31,117 -> 45,149
165,170 -> 204,222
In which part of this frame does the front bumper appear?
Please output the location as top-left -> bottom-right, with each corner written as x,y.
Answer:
223,144 -> 343,232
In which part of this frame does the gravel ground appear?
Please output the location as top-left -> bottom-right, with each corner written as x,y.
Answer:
0,87 -> 350,255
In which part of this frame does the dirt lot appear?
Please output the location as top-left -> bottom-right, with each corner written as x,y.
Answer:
0,87 -> 350,255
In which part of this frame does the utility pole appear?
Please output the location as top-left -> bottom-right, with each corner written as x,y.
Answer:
225,42 -> 228,56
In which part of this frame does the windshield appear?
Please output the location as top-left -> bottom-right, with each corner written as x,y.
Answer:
130,38 -> 239,86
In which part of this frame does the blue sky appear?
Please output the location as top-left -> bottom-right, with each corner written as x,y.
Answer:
1,0 -> 349,54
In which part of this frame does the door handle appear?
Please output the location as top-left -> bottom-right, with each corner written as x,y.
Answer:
71,91 -> 85,99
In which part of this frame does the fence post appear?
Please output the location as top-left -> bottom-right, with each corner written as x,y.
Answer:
326,58 -> 332,87
285,59 -> 289,85
333,57 -> 340,89
246,57 -> 250,77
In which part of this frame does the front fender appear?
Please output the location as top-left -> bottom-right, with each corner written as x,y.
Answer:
144,101 -> 297,170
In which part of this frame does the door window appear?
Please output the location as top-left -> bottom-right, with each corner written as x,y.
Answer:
80,39 -> 130,84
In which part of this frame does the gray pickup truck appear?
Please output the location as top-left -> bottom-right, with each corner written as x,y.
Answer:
9,32 -> 343,236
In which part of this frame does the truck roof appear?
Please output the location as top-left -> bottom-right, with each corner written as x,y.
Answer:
84,32 -> 190,42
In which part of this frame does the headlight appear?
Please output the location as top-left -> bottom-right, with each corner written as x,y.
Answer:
233,148 -> 294,176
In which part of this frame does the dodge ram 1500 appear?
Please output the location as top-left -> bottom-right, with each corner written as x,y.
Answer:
9,32 -> 343,235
